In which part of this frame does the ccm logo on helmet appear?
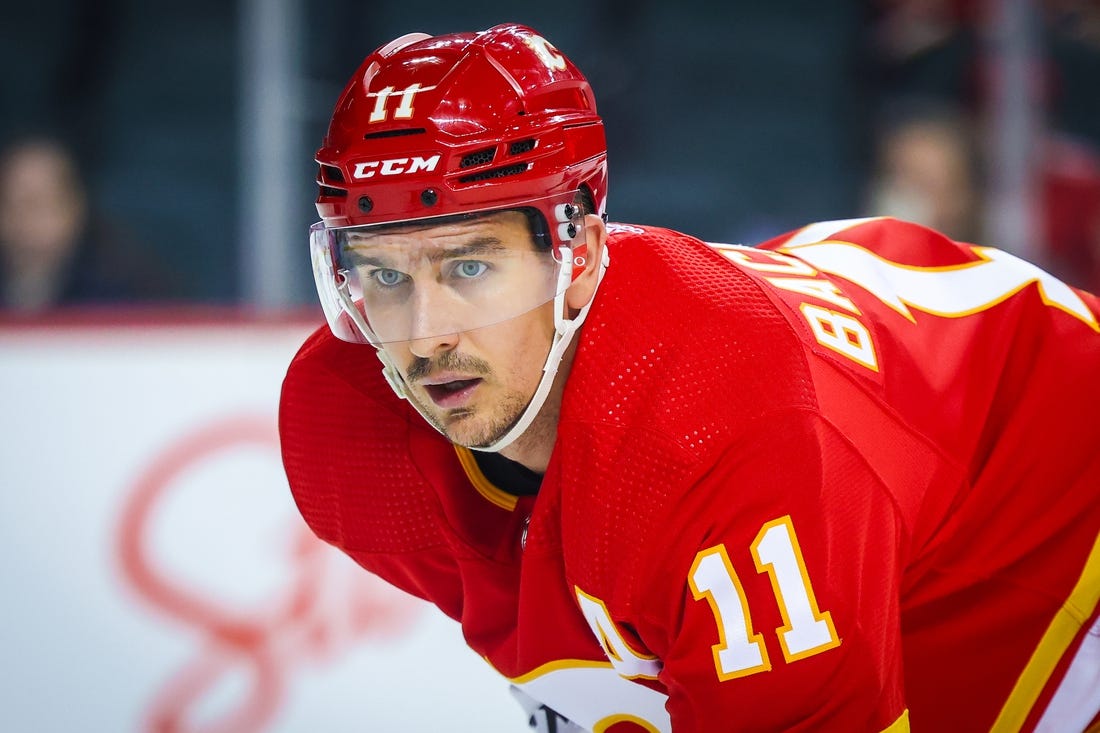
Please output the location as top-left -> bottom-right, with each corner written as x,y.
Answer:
352,154 -> 441,179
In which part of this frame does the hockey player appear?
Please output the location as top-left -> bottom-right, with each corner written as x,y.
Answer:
280,23 -> 1100,732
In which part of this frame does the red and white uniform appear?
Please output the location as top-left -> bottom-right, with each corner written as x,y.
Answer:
280,217 -> 1100,732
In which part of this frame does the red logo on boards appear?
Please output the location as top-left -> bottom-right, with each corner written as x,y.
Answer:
116,415 -> 420,732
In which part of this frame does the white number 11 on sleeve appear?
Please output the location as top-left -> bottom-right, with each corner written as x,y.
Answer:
688,515 -> 840,680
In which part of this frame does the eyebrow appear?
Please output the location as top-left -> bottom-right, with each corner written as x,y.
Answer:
343,235 -> 508,267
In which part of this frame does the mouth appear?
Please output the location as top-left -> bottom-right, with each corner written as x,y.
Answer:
421,377 -> 483,408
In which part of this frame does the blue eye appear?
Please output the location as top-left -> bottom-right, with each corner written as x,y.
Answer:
453,261 -> 488,278
370,268 -> 407,286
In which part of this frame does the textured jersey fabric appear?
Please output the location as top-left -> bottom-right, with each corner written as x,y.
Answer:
279,217 -> 1100,732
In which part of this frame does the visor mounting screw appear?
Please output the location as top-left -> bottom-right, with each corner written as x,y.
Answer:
420,188 -> 439,206
357,196 -> 373,213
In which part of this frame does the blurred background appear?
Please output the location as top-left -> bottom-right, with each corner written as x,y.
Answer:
3,0 -> 1099,314
2,1 -> 1100,731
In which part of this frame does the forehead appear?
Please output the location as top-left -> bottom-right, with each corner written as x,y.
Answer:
343,210 -> 536,253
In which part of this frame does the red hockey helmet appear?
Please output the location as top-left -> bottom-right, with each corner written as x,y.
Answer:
315,23 -> 606,228
311,23 -> 608,345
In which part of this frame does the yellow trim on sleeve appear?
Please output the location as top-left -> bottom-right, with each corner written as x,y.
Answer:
880,709 -> 910,733
991,529 -> 1100,732
453,445 -> 519,511
593,714 -> 662,733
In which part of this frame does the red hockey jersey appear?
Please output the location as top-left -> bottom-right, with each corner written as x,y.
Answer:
280,217 -> 1100,732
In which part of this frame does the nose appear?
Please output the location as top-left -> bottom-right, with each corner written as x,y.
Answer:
408,330 -> 459,359
406,283 -> 460,358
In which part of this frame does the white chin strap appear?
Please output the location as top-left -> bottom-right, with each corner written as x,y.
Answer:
378,244 -> 609,454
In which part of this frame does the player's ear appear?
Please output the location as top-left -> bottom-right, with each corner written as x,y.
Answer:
565,214 -> 607,312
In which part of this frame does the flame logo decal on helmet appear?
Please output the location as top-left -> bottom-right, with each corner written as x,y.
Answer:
524,35 -> 567,71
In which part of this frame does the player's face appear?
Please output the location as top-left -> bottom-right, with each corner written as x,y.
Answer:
366,212 -> 558,448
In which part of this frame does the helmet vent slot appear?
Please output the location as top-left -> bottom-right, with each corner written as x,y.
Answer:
457,163 -> 527,183
321,164 -> 345,183
318,185 -> 346,198
459,147 -> 496,168
362,127 -> 426,140
508,139 -> 536,155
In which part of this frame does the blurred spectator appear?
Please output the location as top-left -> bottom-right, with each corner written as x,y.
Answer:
863,0 -> 980,105
0,135 -> 175,312
1039,0 -> 1100,292
859,1 -> 1100,293
1045,0 -> 1100,145
864,99 -> 985,244
1040,133 -> 1100,293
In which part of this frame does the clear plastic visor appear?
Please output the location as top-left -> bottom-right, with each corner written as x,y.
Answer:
310,193 -> 587,345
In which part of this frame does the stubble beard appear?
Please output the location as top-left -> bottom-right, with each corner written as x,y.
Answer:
404,350 -> 532,449
418,386 -> 530,449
